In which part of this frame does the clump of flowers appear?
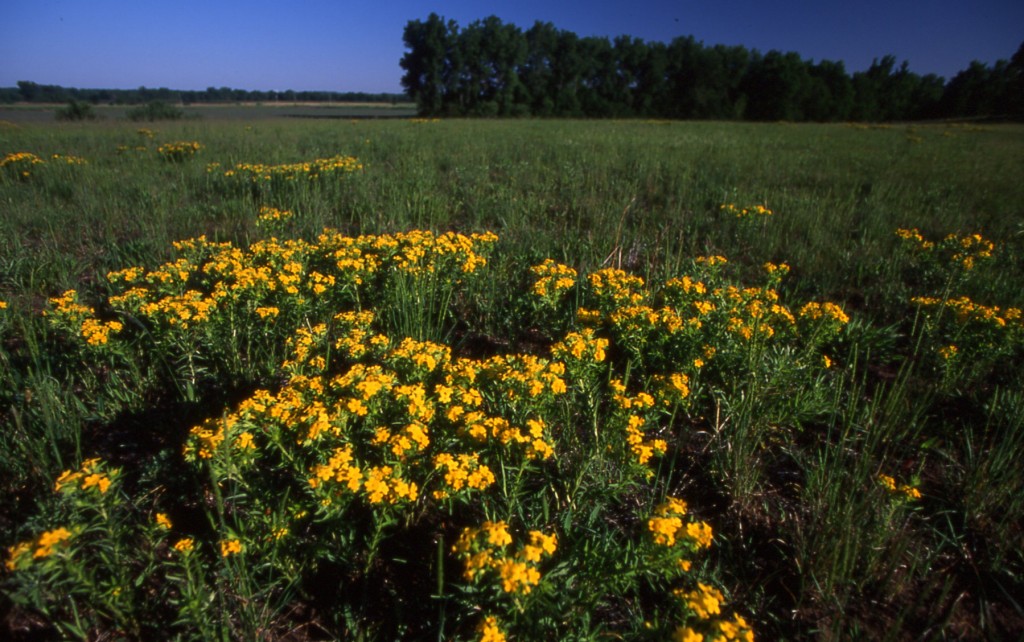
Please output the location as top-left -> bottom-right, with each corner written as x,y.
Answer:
610,378 -> 666,466
647,497 -> 713,563
431,452 -> 496,499
551,327 -> 608,368
475,615 -> 507,642
451,520 -> 557,596
157,141 -> 202,162
879,474 -> 922,501
643,496 -> 755,641
50,153 -> 87,165
896,227 -> 996,272
1,151 -> 85,180
5,527 -> 75,571
53,458 -> 119,495
797,301 -> 850,339
256,205 -> 293,226
213,155 -> 362,182
720,203 -> 772,218
1,151 -> 45,179
911,295 -> 1023,374
529,259 -> 577,305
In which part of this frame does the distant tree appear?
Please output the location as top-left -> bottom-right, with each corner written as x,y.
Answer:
522,21 -> 560,116
1008,41 -> 1024,118
697,44 -> 751,119
803,60 -> 853,121
741,50 -> 811,121
634,41 -> 669,116
940,61 -> 995,117
850,56 -> 915,120
396,17 -> 1024,121
400,13 -> 449,115
905,73 -> 945,119
551,30 -> 585,116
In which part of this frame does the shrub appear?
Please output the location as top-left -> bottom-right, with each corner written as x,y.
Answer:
55,100 -> 97,121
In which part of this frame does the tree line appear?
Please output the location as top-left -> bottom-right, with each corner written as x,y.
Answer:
0,82 -> 407,106
400,14 -> 1024,121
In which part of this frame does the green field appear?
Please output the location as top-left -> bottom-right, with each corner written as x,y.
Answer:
1,117 -> 1022,640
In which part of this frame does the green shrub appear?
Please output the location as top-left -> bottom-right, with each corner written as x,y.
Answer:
55,100 -> 97,122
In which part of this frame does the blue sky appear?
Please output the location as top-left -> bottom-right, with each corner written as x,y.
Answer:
1,1 -> 1021,93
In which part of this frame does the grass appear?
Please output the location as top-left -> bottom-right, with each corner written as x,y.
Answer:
1,117 -> 1022,641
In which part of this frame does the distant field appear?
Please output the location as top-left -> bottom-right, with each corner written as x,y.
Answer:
1,118 -> 1022,641
0,101 -> 418,124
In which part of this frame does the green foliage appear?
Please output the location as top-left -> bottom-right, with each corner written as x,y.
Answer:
401,16 -> 1023,121
55,100 -> 98,122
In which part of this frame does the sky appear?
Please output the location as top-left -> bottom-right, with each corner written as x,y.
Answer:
1,1 -> 1022,94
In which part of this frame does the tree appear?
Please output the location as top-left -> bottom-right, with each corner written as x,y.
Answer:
741,50 -> 811,121
400,13 -> 450,115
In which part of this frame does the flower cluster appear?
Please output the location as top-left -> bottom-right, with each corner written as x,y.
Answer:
643,497 -> 754,641
476,615 -> 507,642
53,458 -> 119,495
672,588 -> 755,641
2,151 -> 86,179
551,327 -> 608,364
49,153 -> 87,165
797,301 -> 850,342
212,155 -> 363,182
878,474 -> 922,500
911,295 -> 1023,372
451,520 -> 557,595
1,151 -> 45,179
610,378 -> 667,466
157,141 -> 202,162
256,205 -> 293,226
529,259 -> 577,304
647,497 -> 713,559
720,203 -> 772,218
912,296 -> 1021,332
896,227 -> 996,271
5,527 -> 75,571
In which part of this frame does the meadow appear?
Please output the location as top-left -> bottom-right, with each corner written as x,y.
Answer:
1,114 -> 1022,641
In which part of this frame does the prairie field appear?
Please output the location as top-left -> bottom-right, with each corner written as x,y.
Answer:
1,115 -> 1023,641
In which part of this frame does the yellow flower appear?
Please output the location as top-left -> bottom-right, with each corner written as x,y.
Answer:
155,513 -> 172,529
686,521 -> 714,548
680,582 -> 724,619
648,516 -> 682,547
477,615 -> 507,642
33,527 -> 73,558
674,627 -> 704,642
173,538 -> 195,553
483,521 -> 512,547
6,541 -> 33,571
220,538 -> 243,557
81,472 -> 112,493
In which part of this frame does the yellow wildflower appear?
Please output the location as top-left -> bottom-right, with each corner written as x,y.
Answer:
173,538 -> 195,553
220,538 -> 243,557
